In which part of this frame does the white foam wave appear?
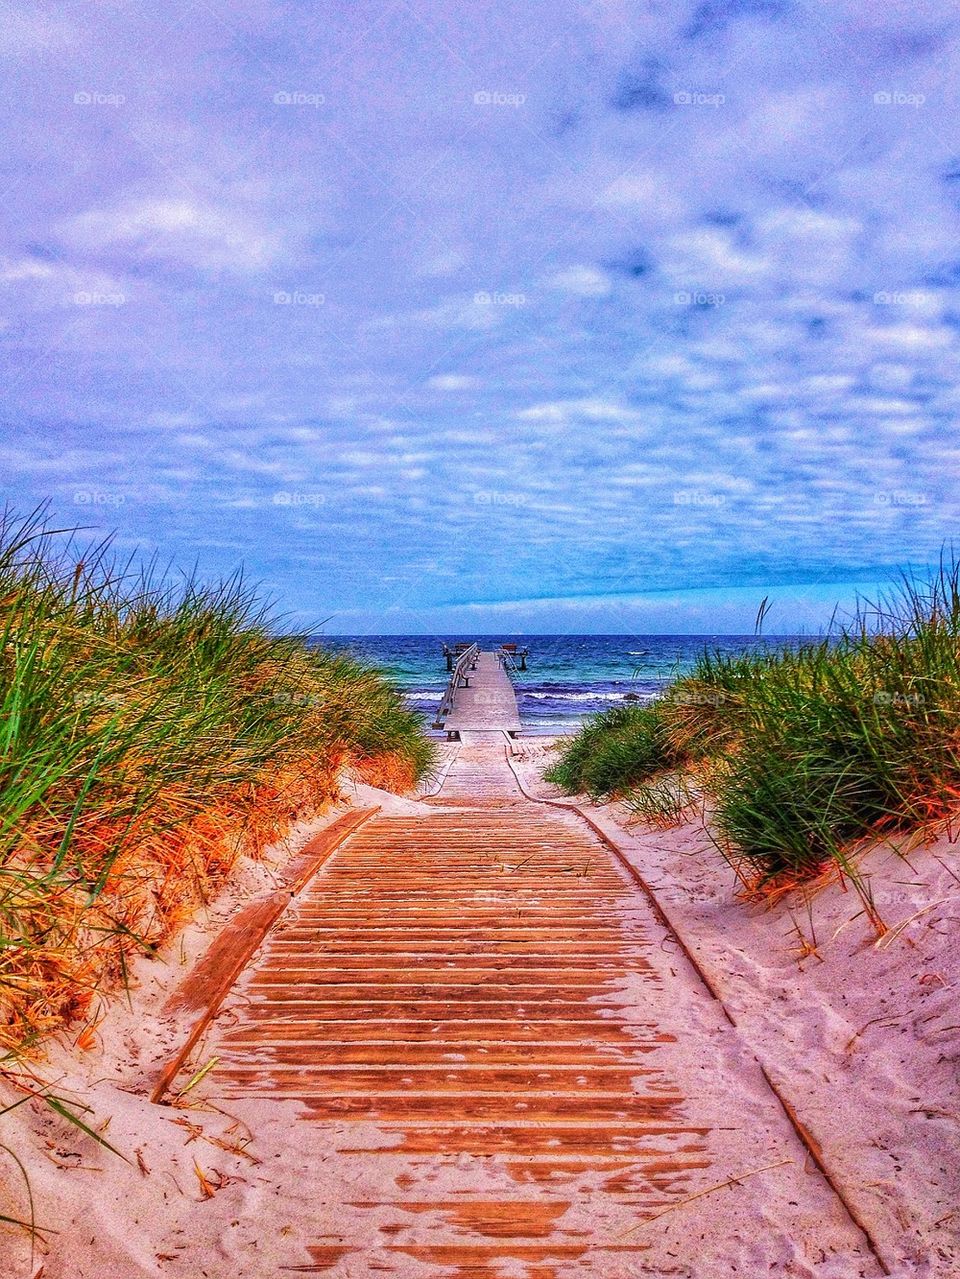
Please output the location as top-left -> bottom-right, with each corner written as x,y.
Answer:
524,690 -> 650,703
404,690 -> 443,701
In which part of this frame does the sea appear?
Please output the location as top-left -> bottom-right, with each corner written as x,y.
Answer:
310,634 -> 796,736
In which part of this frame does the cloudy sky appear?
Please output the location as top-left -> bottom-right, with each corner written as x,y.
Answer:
1,1 -> 958,633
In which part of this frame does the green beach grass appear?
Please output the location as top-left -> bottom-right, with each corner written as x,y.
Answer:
0,507 -> 435,1053
546,562 -> 960,889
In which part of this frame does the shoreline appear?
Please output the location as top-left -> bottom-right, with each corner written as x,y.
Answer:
330,633 -> 800,737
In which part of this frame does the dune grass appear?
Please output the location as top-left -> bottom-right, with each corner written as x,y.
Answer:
546,561 -> 960,887
542,702 -> 675,797
623,771 -> 704,829
0,507 -> 434,1053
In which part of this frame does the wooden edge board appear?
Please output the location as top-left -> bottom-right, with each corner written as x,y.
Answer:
149,805 -> 380,1104
418,743 -> 461,798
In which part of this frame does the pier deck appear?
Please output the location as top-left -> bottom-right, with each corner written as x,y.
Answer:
439,649 -> 522,736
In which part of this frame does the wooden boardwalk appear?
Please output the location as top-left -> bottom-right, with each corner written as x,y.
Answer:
167,739 -> 882,1277
437,650 -> 522,737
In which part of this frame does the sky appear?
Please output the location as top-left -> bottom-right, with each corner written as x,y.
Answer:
1,1 -> 958,634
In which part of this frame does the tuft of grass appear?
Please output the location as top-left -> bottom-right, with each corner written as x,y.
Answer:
711,563 -> 960,880
544,702 -> 677,799
0,506 -> 434,1052
624,771 -> 703,829
548,558 -> 960,891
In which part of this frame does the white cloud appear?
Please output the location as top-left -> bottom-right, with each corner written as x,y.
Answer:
427,374 -> 480,390
0,257 -> 55,283
516,398 -> 640,424
61,200 -> 283,271
546,265 -> 611,296
597,172 -> 664,209
0,10 -> 76,54
872,323 -> 952,349
148,411 -> 207,430
665,228 -> 768,282
417,249 -> 465,277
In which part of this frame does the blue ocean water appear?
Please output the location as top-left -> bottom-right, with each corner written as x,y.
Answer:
311,634 -> 795,735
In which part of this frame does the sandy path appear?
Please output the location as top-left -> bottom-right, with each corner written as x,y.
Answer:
155,736 -> 882,1277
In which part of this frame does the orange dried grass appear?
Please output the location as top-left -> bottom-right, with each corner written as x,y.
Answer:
349,751 -> 420,793
0,749 -> 372,1053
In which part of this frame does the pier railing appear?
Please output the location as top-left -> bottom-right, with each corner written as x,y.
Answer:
498,644 -> 528,672
433,642 -> 479,729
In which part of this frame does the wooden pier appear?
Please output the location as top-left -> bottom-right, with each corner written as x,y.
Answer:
433,647 -> 522,737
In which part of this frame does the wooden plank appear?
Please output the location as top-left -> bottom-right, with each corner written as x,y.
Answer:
192,800 -> 710,1267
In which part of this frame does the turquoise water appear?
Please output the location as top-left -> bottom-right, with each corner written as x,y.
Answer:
312,634 -> 796,734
